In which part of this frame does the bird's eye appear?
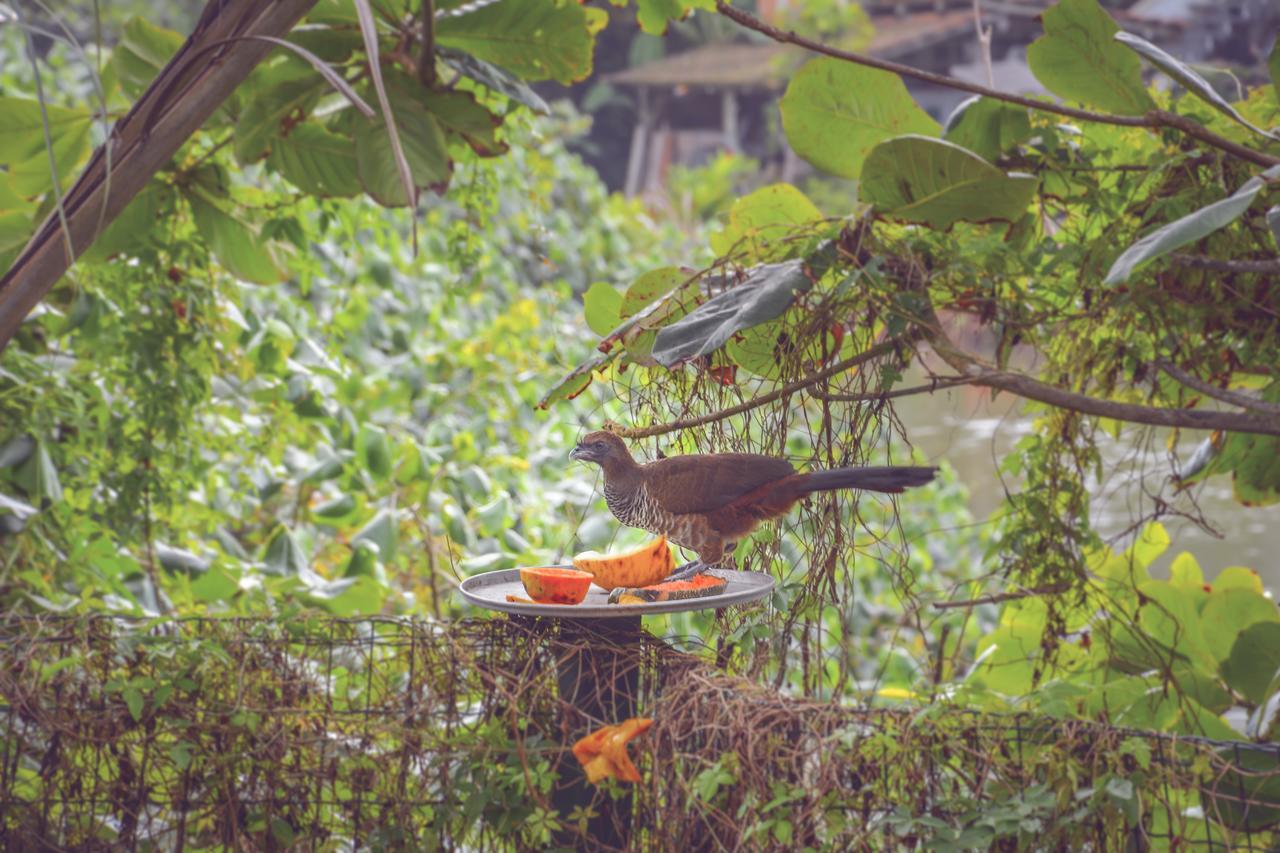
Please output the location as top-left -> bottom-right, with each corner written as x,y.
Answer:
593,441 -> 605,448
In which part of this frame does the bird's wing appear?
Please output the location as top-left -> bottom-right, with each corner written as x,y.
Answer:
643,453 -> 795,515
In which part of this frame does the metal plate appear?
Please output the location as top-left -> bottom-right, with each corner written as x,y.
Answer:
458,567 -> 775,619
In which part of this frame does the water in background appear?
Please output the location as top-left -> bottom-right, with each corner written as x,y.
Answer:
895,373 -> 1280,594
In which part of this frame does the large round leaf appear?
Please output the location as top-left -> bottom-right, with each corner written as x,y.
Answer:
1222,622 -> 1280,705
861,136 -> 1039,228
1026,0 -> 1154,117
1200,588 -> 1280,662
780,58 -> 939,179
708,183 -> 826,262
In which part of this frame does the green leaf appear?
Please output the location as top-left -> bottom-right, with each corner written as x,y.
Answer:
122,686 -> 144,723
1201,589 -> 1280,662
861,135 -> 1039,228
112,17 -> 184,99
1025,0 -> 1154,116
344,540 -> 382,578
708,183 -> 826,261
354,85 -> 451,205
779,58 -> 939,179
942,96 -> 1033,163
423,91 -> 507,157
1128,521 -> 1170,571
1168,551 -> 1204,591
270,818 -> 296,847
190,564 -> 239,603
436,47 -> 550,115
634,0 -> 710,35
584,282 -> 624,337
15,440 -> 62,506
236,76 -> 328,165
1222,622 -> 1280,705
1271,40 -> 1280,97
436,0 -> 597,84
81,182 -> 172,262
352,509 -> 398,561
187,194 -> 289,284
1213,566 -> 1266,595
310,574 -> 385,616
267,123 -> 361,197
0,492 -> 37,535
356,424 -> 393,480
1115,32 -> 1277,141
312,493 -> 357,521
1103,168 -> 1275,285
1205,746 -> 1280,830
263,526 -> 308,575
0,97 -> 92,198
621,267 -> 688,319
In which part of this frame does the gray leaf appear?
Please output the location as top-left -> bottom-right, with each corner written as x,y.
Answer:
651,260 -> 811,367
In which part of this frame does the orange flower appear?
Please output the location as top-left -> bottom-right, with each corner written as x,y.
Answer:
571,717 -> 653,784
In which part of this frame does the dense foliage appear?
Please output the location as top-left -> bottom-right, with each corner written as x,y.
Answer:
0,0 -> 1277,847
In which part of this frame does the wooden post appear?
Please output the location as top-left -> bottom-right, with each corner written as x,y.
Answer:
552,616 -> 642,849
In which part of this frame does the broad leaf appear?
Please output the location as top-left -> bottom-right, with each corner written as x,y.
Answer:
0,97 -> 92,198
1026,0 -> 1154,116
356,424 -> 393,480
584,282 -> 624,337
708,183 -> 826,262
861,136 -> 1039,228
1221,622 -> 1280,705
112,17 -> 184,98
0,491 -> 37,535
82,182 -> 172,262
536,349 -> 618,409
943,96 -> 1033,163
423,91 -> 507,156
263,526 -> 308,575
1200,589 -> 1280,662
780,58 -> 939,179
267,124 -> 361,197
353,509 -> 398,561
651,260 -> 811,366
354,84 -> 451,205
187,195 -> 289,284
235,76 -> 328,165
15,441 -> 62,506
436,0 -> 597,84
436,47 -> 550,114
634,0 -> 711,35
1115,32 -> 1277,141
1103,167 -> 1279,285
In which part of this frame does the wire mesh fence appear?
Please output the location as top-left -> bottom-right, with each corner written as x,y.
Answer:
1,615 -> 1277,850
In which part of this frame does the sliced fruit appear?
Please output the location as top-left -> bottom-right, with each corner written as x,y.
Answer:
607,572 -> 728,605
572,717 -> 653,784
573,536 -> 675,590
518,566 -> 593,605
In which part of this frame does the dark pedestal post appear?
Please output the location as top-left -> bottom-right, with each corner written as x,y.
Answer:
551,616 -> 642,851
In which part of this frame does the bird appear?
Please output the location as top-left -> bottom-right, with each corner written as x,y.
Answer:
569,430 -> 938,581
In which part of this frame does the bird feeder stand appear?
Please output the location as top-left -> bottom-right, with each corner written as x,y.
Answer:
460,568 -> 774,848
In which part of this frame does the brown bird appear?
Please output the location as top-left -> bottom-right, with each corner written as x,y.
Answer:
570,431 -> 938,580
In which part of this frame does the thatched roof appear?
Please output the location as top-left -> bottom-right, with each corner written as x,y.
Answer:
607,11 -> 973,89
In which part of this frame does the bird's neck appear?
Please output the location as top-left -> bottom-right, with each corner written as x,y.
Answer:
599,455 -> 644,523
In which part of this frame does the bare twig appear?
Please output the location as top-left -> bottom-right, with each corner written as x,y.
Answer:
1155,360 -> 1280,416
419,0 -> 437,87
808,375 -> 971,404
1168,253 -> 1280,274
714,2 -> 1280,168
931,583 -> 1070,610
607,330 -> 926,440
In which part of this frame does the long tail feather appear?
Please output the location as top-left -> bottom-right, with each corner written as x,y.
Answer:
796,466 -> 938,495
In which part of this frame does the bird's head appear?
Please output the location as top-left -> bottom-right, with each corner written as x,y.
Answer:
569,430 -> 633,470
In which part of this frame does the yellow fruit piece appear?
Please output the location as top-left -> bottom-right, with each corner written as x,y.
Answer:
572,536 -> 674,590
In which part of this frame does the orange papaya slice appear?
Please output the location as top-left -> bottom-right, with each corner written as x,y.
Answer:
572,536 -> 674,590
607,572 -> 728,605
519,566 -> 593,605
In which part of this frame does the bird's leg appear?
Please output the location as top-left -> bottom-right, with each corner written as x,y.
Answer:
663,545 -> 736,582
663,560 -> 707,582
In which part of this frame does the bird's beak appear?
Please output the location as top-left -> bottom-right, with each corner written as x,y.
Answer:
569,445 -> 585,461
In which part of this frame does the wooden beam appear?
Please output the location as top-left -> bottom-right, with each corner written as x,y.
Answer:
0,0 -> 318,352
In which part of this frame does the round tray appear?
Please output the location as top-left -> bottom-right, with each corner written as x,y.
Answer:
458,567 -> 775,619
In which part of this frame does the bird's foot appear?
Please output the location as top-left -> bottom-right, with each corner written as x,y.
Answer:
663,561 -> 708,583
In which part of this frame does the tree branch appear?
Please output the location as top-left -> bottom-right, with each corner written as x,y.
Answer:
1169,253 -> 1280,274
931,583 -> 1069,610
714,1 -> 1280,169
1155,360 -> 1280,416
607,330 -> 926,439
418,0 -> 436,87
0,0 -> 320,352
906,286 -> 1280,437
807,375 -> 971,403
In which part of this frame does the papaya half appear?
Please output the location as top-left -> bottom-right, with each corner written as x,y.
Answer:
519,566 -> 593,605
607,573 -> 728,605
573,536 -> 674,590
